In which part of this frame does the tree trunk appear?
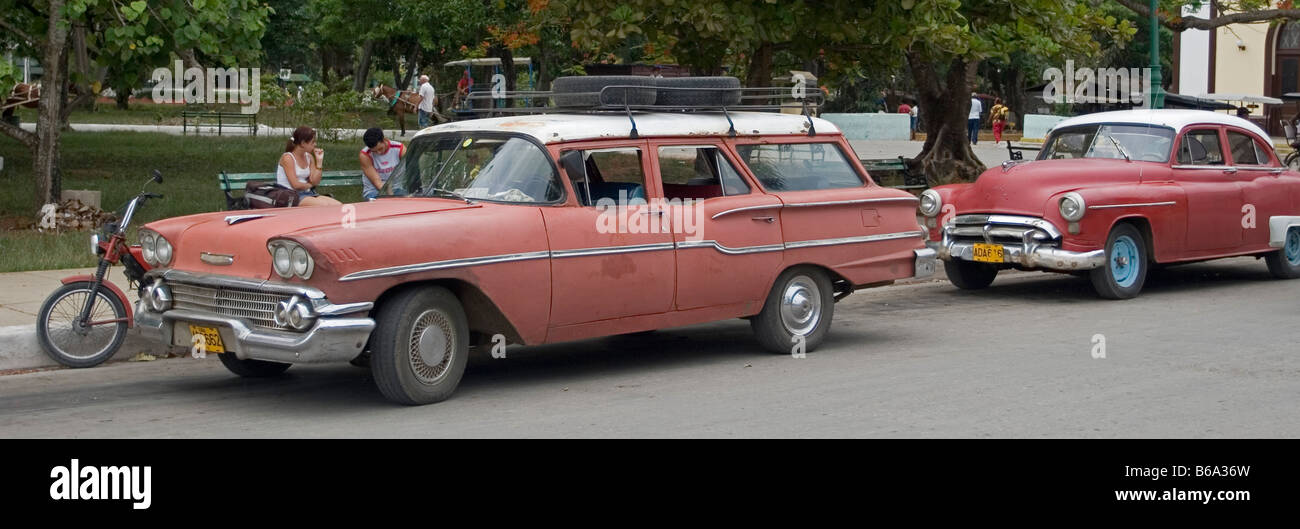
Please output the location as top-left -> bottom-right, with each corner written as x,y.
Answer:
908,54 -> 986,185
499,46 -> 517,92
399,42 -> 420,90
353,40 -> 374,91
35,0 -> 71,211
115,88 -> 130,110
745,42 -> 774,88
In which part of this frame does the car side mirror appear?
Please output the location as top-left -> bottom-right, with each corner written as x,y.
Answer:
151,169 -> 163,184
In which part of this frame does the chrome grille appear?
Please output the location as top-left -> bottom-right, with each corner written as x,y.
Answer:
170,282 -> 292,330
945,215 -> 1060,247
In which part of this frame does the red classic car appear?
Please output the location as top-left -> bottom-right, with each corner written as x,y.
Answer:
921,109 -> 1300,299
133,111 -> 936,404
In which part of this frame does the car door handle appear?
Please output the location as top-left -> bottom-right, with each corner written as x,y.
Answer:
638,210 -> 664,216
751,216 -> 776,223
1222,167 -> 1238,174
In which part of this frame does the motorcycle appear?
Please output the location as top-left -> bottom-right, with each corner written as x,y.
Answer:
35,170 -> 163,367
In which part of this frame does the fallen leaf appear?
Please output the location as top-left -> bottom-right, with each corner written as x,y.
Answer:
129,352 -> 157,362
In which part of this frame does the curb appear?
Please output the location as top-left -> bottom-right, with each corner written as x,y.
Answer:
0,324 -> 170,371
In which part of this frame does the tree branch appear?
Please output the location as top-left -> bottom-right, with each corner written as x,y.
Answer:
0,118 -> 39,149
1114,0 -> 1300,31
0,18 -> 45,55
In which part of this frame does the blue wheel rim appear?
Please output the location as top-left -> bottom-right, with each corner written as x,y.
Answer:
1286,229 -> 1300,266
1110,235 -> 1141,288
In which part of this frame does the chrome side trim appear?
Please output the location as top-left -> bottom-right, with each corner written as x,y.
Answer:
550,242 -> 676,259
314,301 -> 374,317
784,197 -> 919,208
676,240 -> 785,255
784,230 -> 925,249
710,204 -> 783,220
340,231 -> 925,281
339,250 -> 551,281
1087,201 -> 1176,210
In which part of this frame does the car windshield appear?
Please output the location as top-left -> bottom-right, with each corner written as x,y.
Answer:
379,134 -> 564,203
1039,124 -> 1175,163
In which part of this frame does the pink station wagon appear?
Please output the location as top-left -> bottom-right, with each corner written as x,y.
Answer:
133,111 -> 936,404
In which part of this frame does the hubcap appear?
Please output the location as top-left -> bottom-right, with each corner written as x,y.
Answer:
408,309 -> 454,385
779,275 -> 822,336
1286,229 -> 1300,266
1110,234 -> 1141,288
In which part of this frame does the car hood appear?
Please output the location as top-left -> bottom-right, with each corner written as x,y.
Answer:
143,198 -> 480,279
947,159 -> 1147,216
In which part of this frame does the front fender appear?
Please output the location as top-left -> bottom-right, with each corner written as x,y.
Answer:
60,275 -> 134,327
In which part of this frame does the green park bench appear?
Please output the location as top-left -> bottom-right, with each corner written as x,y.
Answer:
183,110 -> 258,136
860,156 -> 928,190
219,170 -> 365,210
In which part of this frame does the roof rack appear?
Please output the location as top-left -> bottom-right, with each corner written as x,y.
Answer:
459,85 -> 824,137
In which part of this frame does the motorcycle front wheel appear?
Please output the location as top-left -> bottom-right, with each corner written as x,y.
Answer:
36,282 -> 129,368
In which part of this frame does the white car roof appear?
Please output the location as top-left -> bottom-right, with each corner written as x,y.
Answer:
412,111 -> 839,144
1050,109 -> 1271,140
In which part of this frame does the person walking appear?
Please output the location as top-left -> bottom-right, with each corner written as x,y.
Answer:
417,75 -> 437,128
898,101 -> 914,139
277,126 -> 341,207
991,98 -> 1008,143
968,93 -> 983,145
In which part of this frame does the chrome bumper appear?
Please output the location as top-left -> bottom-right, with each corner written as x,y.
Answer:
135,301 -> 375,363
912,247 -> 937,278
930,240 -> 1106,271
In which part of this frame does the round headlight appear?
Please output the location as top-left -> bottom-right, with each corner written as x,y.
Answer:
1059,192 -> 1086,222
155,236 -> 173,266
919,189 -> 942,217
273,245 -> 292,278
140,232 -> 157,265
291,246 -> 312,278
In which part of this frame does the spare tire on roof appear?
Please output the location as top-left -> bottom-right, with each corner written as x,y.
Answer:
551,75 -> 657,108
655,76 -> 742,107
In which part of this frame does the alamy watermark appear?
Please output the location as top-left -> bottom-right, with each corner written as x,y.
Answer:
151,60 -> 260,113
1043,61 -> 1153,106
594,194 -> 706,241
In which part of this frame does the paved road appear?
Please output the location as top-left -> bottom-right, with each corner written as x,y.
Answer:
1,256 -> 1296,438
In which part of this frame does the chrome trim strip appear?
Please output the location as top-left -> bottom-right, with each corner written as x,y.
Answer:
225,214 -> 269,225
314,301 -> 374,317
1087,201 -> 1176,210
1236,166 -> 1283,172
550,242 -> 676,259
340,230 -> 925,281
784,230 -> 925,249
1171,165 -> 1234,170
155,269 -> 326,300
710,204 -> 783,220
950,214 -> 1062,240
784,197 -> 919,208
675,240 -> 785,255
199,252 -> 234,266
339,250 -> 551,281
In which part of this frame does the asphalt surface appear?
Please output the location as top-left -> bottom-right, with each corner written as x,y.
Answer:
1,256 -> 1296,438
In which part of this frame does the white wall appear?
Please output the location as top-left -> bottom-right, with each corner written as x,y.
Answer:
1179,3 -> 1211,95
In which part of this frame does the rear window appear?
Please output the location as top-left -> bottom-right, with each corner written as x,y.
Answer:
733,143 -> 864,191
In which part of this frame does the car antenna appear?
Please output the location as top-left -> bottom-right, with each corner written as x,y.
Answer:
802,99 -> 817,136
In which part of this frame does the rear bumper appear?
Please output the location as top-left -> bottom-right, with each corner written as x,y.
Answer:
134,301 -> 375,364
912,247 -> 938,278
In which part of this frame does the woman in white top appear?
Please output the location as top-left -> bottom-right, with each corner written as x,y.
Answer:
277,126 -> 341,207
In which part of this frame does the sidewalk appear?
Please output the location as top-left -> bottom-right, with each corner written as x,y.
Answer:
0,266 -> 166,371
848,139 -> 1015,168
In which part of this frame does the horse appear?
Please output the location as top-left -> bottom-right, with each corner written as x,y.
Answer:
371,83 -> 423,136
2,83 -> 41,123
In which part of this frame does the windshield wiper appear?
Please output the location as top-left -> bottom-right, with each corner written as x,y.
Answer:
429,187 -> 473,204
1106,135 -> 1131,162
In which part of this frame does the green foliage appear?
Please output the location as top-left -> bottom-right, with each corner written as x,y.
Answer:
0,59 -> 18,101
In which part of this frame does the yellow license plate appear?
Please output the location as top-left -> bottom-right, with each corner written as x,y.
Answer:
972,243 -> 1004,263
188,324 -> 226,354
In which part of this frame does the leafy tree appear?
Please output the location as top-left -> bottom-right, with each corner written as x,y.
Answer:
0,0 -> 269,211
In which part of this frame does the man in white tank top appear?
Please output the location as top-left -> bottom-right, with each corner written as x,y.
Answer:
360,127 -> 405,200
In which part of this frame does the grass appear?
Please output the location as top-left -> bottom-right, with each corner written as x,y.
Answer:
13,100 -> 393,130
1,131 -> 364,272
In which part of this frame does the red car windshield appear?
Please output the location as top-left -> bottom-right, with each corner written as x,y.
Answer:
1039,124 -> 1175,163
